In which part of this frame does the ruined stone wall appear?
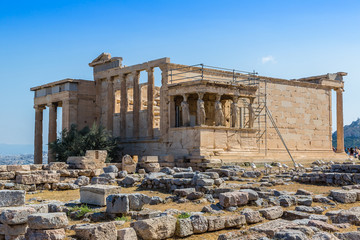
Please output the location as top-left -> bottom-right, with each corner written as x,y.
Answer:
76,81 -> 97,129
263,80 -> 333,158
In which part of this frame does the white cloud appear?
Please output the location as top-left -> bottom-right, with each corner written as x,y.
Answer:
261,55 -> 277,64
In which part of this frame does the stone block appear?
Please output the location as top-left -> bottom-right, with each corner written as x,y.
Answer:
174,188 -> 196,197
29,165 -> 43,171
67,157 -> 104,170
175,218 -> 193,237
4,223 -> 27,236
249,219 -> 297,238
25,228 -> 66,240
15,172 -> 60,185
308,220 -> 339,232
103,165 -> 118,173
106,194 -> 129,214
74,176 -> 90,186
0,207 -> 36,225
27,204 -> 48,213
27,213 -> 68,230
0,172 -> 15,180
242,209 -> 263,224
259,206 -> 283,220
75,222 -> 116,240
196,179 -> 214,186
140,156 -> 158,163
224,215 -> 246,228
239,189 -> 259,201
283,210 -> 310,220
117,228 -> 137,240
48,162 -> 68,170
190,215 -> 208,234
330,190 -> 357,203
80,185 -> 121,206
144,163 -> 160,173
219,192 -> 248,208
85,150 -> 107,162
7,165 -> 30,172
122,164 -> 136,174
131,216 -> 177,240
0,166 -> 7,172
207,216 -> 226,231
128,193 -> 151,211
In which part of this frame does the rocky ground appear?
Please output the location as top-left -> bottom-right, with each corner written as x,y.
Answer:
1,157 -> 360,239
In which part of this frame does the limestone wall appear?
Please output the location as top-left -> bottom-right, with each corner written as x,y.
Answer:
263,80 -> 333,158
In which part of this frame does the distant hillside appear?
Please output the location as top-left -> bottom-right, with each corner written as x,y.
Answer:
332,118 -> 360,148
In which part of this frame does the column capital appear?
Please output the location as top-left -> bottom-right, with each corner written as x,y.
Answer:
182,94 -> 189,102
146,67 -> 154,73
232,95 -> 239,102
197,92 -> 204,99
132,70 -> 140,78
34,105 -> 45,110
47,102 -> 58,108
107,76 -> 114,82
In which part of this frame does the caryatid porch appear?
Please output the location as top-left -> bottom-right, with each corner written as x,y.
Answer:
167,80 -> 258,129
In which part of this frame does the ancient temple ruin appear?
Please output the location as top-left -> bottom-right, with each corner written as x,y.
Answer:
31,53 -> 347,165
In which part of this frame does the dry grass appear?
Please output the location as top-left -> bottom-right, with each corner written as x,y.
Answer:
26,189 -> 80,203
26,179 -> 360,239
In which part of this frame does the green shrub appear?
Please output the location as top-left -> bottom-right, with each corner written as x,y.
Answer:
68,204 -> 93,219
49,123 -> 122,162
115,216 -> 131,222
177,212 -> 191,219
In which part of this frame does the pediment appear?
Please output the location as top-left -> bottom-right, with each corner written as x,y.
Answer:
89,52 -> 112,67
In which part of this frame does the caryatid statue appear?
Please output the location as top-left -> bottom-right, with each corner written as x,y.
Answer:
215,95 -> 225,126
231,96 -> 240,128
181,94 -> 190,126
197,93 -> 206,125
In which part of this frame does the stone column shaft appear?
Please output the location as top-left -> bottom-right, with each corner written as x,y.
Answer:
48,103 -> 57,163
336,90 -> 344,153
107,77 -> 114,133
120,74 -> 128,138
34,106 -> 44,164
133,71 -> 140,138
147,68 -> 154,138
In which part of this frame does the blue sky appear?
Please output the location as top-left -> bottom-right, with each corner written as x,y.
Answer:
0,0 -> 359,152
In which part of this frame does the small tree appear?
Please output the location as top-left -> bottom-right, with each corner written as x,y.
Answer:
49,124 -> 121,162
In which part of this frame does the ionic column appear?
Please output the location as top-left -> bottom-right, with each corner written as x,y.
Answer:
133,71 -> 140,138
120,74 -> 128,138
34,105 -> 44,164
336,89 -> 345,153
159,65 -> 169,138
107,77 -> 114,133
147,68 -> 154,138
48,103 -> 57,163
